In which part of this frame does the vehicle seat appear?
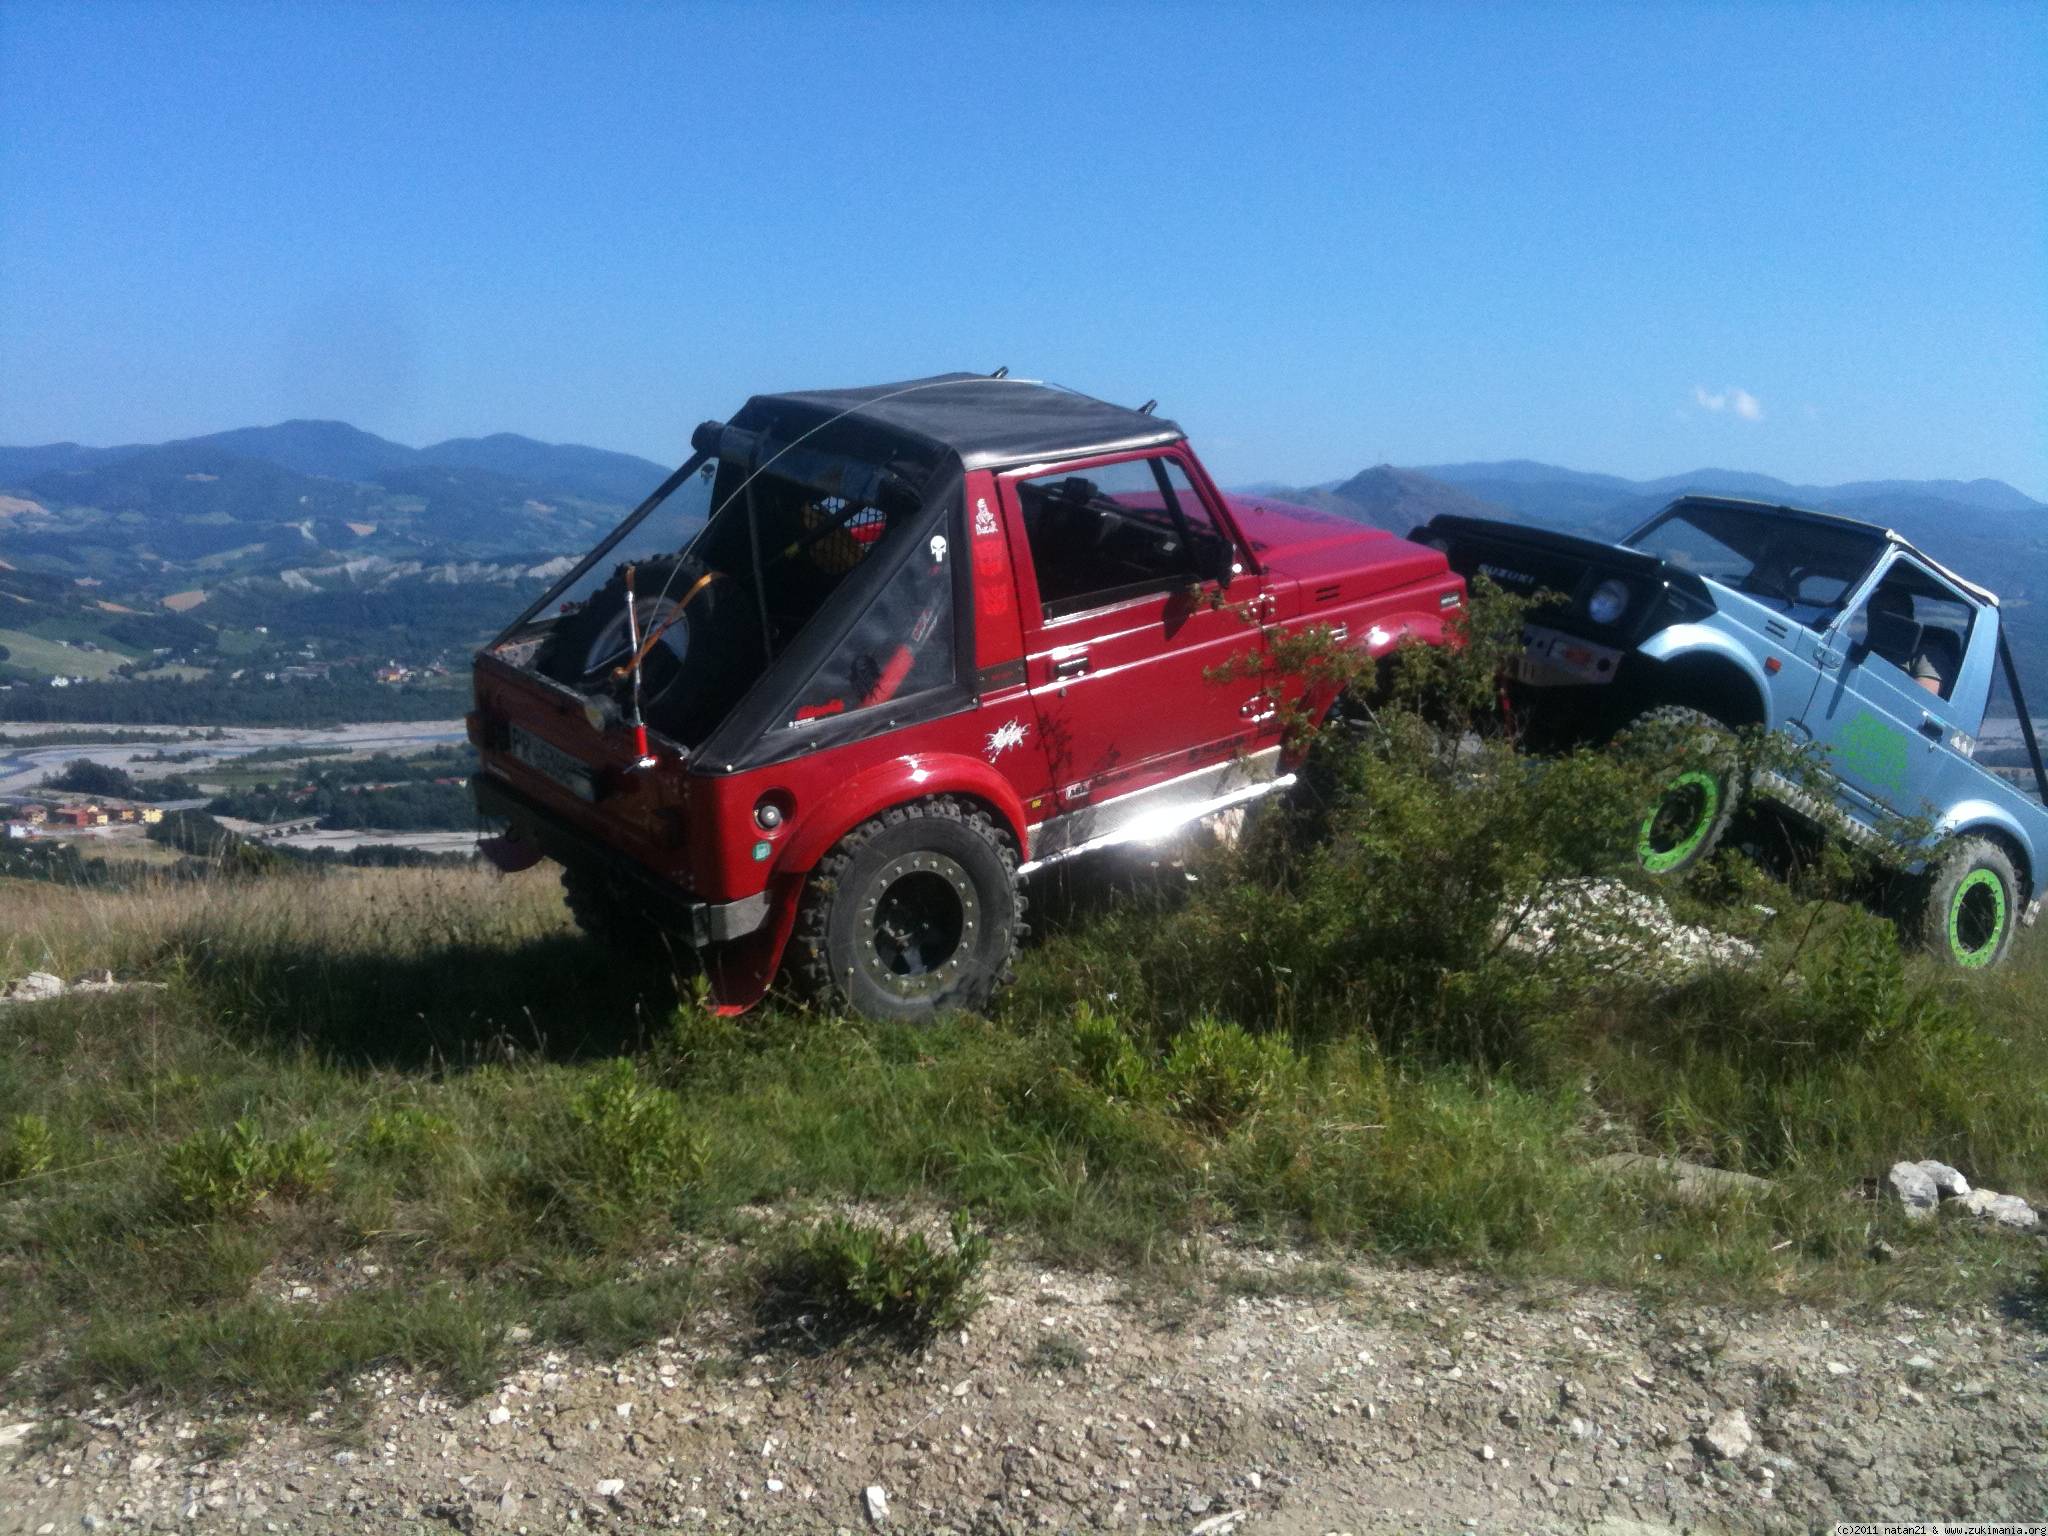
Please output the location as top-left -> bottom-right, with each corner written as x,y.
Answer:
1865,607 -> 1922,673
1919,627 -> 1965,699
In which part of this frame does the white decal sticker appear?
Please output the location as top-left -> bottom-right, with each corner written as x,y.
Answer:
985,718 -> 1027,761
974,497 -> 1000,537
929,534 -> 948,563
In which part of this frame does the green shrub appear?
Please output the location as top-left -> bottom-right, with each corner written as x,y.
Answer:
358,1106 -> 456,1187
767,1210 -> 989,1341
0,1113 -> 56,1183
533,1060 -> 702,1247
1122,580 -> 1761,1063
1161,1019 -> 1300,1132
1069,1004 -> 1153,1102
162,1119 -> 333,1220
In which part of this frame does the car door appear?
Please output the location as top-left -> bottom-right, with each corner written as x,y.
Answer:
995,450 -> 1273,854
1801,552 -> 1987,821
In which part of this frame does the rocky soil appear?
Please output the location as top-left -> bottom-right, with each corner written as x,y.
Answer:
3,1246 -> 2043,1535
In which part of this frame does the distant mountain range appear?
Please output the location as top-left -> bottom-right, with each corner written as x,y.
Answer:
3,417 -> 2044,707
0,420 -> 671,510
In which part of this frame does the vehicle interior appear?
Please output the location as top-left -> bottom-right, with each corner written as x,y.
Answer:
505,426 -> 944,748
1855,559 -> 1974,702
1018,458 -> 1229,620
1628,504 -> 1885,631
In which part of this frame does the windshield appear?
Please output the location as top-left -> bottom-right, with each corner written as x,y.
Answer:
486,425 -> 942,750
1626,504 -> 1885,631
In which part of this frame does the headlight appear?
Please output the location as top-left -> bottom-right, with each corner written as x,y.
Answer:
1586,578 -> 1631,626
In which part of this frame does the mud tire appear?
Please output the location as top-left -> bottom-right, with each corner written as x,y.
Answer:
1627,705 -> 1742,877
1917,836 -> 2019,970
793,798 -> 1025,1022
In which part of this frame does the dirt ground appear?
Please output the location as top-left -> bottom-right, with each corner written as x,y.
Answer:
3,1242 -> 2043,1535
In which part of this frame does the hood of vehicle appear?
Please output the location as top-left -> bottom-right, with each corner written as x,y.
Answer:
1223,494 -> 1451,587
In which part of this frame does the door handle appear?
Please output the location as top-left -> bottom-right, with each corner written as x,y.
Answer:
1920,717 -> 1945,742
1052,652 -> 1091,679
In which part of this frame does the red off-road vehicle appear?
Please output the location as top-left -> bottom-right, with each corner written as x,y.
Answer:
470,374 -> 1465,1019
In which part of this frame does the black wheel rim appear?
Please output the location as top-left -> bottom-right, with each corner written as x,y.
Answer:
858,852 -> 978,998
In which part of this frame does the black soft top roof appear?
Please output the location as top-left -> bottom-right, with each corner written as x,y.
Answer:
735,373 -> 1185,472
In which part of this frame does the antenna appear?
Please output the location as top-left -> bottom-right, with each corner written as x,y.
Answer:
1137,399 -> 1158,416
990,366 -> 1009,379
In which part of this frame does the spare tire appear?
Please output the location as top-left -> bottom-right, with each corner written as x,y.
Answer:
536,556 -> 763,747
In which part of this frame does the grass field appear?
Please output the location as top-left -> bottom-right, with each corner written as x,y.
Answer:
2,606 -> 2042,1413
0,628 -> 140,681
2,800 -> 2044,1415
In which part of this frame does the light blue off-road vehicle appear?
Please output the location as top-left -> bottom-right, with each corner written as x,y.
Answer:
1418,495 -> 2048,968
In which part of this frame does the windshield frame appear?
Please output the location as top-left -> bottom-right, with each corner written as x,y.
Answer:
488,449 -> 712,648
1624,502 -> 1887,630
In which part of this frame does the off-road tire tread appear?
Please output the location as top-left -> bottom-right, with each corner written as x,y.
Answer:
1916,834 -> 2019,969
792,796 -> 1026,1018
1628,703 -> 1743,875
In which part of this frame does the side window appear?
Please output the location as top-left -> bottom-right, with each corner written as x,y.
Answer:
1852,560 -> 1975,702
1017,456 -> 1228,620
784,531 -> 955,728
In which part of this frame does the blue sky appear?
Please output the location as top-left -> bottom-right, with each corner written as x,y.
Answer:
2,1 -> 2042,496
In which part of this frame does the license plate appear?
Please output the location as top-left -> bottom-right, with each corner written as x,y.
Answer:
508,724 -> 596,801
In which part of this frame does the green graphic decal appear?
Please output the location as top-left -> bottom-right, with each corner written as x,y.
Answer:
1639,769 -> 1720,874
1947,868 -> 2007,967
1837,711 -> 1908,798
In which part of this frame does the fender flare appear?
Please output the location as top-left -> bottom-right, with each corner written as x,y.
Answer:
1938,804 -> 2038,898
775,750 -> 1035,877
1634,624 -> 1774,727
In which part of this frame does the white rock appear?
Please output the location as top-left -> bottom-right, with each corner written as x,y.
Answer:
1988,1194 -> 2039,1231
1915,1160 -> 1970,1198
0,1421 -> 36,1447
1699,1408 -> 1753,1461
1825,1361 -> 1853,1376
487,1406 -> 511,1425
1887,1162 -> 1939,1220
864,1484 -> 890,1525
1956,1188 -> 2039,1229
0,971 -> 65,1003
595,1478 -> 625,1498
766,1478 -> 784,1493
1190,1513 -> 1246,1536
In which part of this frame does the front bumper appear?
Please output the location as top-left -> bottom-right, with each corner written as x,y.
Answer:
471,771 -> 770,946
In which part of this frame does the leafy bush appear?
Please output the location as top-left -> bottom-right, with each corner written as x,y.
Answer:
1068,1004 -> 1152,1102
0,1113 -> 56,1183
766,1210 -> 989,1341
1160,1018 -> 1300,1131
162,1119 -> 333,1220
359,1106 -> 456,1168
533,1060 -> 701,1246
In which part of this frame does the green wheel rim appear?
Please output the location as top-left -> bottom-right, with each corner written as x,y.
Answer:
1947,867 -> 2007,967
1639,769 -> 1721,874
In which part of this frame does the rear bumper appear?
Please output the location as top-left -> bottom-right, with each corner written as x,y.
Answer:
471,771 -> 769,946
